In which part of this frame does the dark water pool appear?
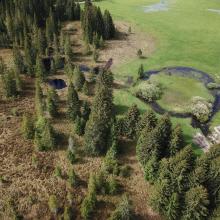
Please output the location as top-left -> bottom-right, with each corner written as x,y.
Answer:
48,79 -> 67,90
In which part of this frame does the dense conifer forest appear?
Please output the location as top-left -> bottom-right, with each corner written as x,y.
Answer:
0,0 -> 219,219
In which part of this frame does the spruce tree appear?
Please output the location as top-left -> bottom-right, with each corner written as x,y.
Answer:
21,114 -> 35,140
75,116 -> 86,136
35,55 -> 46,81
97,69 -> 114,88
136,127 -> 160,165
54,166 -> 62,178
48,195 -> 59,215
74,3 -> 81,20
35,116 -> 55,151
64,61 -> 74,78
5,12 -> 14,39
183,186 -> 209,219
84,71 -> 113,155
166,193 -> 180,220
68,169 -> 77,187
14,70 -> 23,92
155,114 -> 172,157
47,87 -> 58,117
13,45 -> 25,74
64,35 -> 73,61
137,110 -> 157,136
103,10 -> 115,40
0,57 -> 6,73
24,36 -> 35,76
93,49 -> 99,63
124,104 -> 140,139
63,206 -> 73,220
149,179 -> 172,215
144,153 -> 159,182
189,163 -> 208,188
36,28 -> 47,55
80,173 -> 97,219
82,81 -> 90,96
95,7 -> 105,38
93,33 -> 100,49
46,10 -> 56,46
1,71 -> 17,98
82,3 -> 94,44
169,124 -> 185,156
67,82 -> 80,121
109,195 -> 131,220
137,49 -> 143,58
35,79 -> 44,116
199,145 -> 220,207
74,66 -> 85,91
99,36 -> 104,48
81,101 -> 91,121
67,136 -> 77,164
138,64 -> 144,79
50,60 -> 57,75
54,52 -> 63,70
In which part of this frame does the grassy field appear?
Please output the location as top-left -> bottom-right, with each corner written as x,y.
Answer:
96,0 -> 220,80
95,0 -> 220,154
150,73 -> 214,113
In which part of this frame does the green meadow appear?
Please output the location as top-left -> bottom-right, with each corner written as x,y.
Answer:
96,0 -> 220,79
95,0 -> 220,154
149,73 -> 214,113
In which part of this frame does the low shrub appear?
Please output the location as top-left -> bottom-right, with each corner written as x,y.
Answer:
67,150 -> 77,164
81,174 -> 97,219
119,165 -> 131,178
207,82 -> 220,90
68,169 -> 77,187
103,147 -> 119,175
107,176 -> 119,195
63,206 -> 74,220
190,96 -> 212,123
109,195 -> 132,220
48,195 -> 59,215
54,166 -> 62,178
136,82 -> 163,102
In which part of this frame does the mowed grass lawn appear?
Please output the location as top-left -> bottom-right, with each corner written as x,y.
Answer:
95,0 -> 220,154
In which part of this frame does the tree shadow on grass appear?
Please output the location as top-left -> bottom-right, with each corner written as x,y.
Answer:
114,104 -> 129,115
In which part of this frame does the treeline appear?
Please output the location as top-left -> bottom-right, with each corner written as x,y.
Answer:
0,0 -> 81,48
81,0 -> 115,44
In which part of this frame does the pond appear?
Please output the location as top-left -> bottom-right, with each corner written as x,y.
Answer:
143,0 -> 169,13
48,79 -> 67,90
208,9 -> 220,14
